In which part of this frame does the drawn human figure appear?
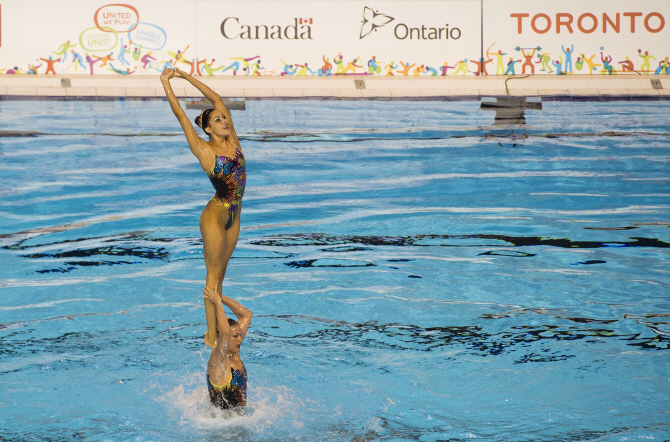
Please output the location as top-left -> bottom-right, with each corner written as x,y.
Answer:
182,59 -> 197,76
655,57 -> 669,75
67,50 -> 87,72
203,59 -> 226,76
247,59 -> 262,76
638,50 -> 656,74
54,40 -> 76,63
27,63 -> 42,74
168,45 -> 190,66
470,57 -> 493,76
132,43 -> 143,61
552,56 -> 566,75
579,53 -> 601,75
85,53 -> 102,75
536,53 -> 553,73
600,51 -> 616,75
6,66 -> 24,74
424,66 -> 438,76
488,49 -> 507,75
160,59 -> 176,72
343,58 -> 362,74
521,48 -> 536,74
117,38 -> 131,66
319,56 -> 332,76
39,56 -> 61,74
281,61 -> 297,76
93,52 -> 115,68
141,51 -> 156,70
440,62 -> 455,76
229,56 -> 260,76
108,63 -> 135,75
453,59 -> 470,75
618,56 -> 635,73
334,54 -> 345,74
397,61 -> 415,76
561,45 -> 574,73
197,59 -> 208,76
384,61 -> 397,76
223,61 -> 241,75
367,56 -> 381,74
505,58 -> 522,75
296,63 -> 314,76
413,64 -> 426,75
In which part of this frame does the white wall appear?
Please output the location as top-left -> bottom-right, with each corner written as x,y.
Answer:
0,0 -> 667,76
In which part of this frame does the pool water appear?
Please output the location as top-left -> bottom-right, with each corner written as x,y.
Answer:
1,99 -> 669,441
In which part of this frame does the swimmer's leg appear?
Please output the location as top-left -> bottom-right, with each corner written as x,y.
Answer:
200,203 -> 242,348
200,202 -> 229,348
221,204 -> 241,280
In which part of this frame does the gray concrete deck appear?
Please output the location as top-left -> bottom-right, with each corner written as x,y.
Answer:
0,74 -> 668,100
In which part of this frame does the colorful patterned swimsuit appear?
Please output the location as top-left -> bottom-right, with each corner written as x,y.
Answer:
206,146 -> 246,229
207,365 -> 247,409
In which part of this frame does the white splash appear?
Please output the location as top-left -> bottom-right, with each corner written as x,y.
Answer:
160,374 -> 308,435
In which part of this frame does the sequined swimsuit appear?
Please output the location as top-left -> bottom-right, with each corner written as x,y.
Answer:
207,366 -> 247,409
206,146 -> 246,229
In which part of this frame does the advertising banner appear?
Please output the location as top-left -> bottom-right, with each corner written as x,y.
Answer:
483,0 -> 670,75
0,0 -> 667,76
0,0 -> 480,76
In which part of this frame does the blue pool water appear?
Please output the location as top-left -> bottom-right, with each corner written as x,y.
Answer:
1,98 -> 669,441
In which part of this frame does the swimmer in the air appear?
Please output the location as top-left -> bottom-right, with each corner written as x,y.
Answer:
202,285 -> 252,409
161,66 -> 246,350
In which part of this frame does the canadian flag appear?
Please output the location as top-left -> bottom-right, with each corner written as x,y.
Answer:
299,18 -> 313,24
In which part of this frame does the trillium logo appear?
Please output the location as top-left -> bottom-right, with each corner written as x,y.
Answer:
360,6 -> 394,39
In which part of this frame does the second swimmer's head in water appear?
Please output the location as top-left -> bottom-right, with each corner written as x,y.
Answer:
227,318 -> 243,355
195,109 -> 231,138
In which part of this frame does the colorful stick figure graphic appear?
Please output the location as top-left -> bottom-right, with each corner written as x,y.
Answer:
39,56 -> 61,74
562,45 -> 574,73
638,49 -> 656,74
397,61 -> 414,76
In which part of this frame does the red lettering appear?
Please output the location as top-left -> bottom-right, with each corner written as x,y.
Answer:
556,13 -> 574,33
577,13 -> 598,33
644,12 -> 665,33
623,12 -> 643,33
510,13 -> 529,34
602,13 -> 620,33
511,10 -> 662,35
531,13 -> 551,34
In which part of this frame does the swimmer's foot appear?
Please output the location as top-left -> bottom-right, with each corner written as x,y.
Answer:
204,333 -> 217,349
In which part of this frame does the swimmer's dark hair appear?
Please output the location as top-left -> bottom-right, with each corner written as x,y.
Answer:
195,109 -> 215,134
227,318 -> 239,327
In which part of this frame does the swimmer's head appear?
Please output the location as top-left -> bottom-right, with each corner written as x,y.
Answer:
228,319 -> 243,354
195,109 -> 230,137
195,109 -> 213,133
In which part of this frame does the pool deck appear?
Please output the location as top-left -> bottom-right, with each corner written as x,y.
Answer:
1,74 -> 669,100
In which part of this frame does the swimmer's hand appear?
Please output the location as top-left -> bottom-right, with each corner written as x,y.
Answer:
161,68 -> 175,81
203,285 -> 221,304
174,67 -> 188,79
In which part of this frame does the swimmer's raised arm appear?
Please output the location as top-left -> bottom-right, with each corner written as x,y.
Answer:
219,293 -> 253,342
173,67 -> 239,145
160,68 -> 211,169
204,286 -> 232,353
